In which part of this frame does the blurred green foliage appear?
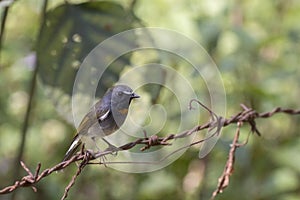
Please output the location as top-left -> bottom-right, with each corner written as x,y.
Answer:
37,1 -> 139,96
0,0 -> 300,200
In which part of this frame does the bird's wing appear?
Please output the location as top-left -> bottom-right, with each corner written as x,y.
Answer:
62,134 -> 82,161
98,109 -> 110,121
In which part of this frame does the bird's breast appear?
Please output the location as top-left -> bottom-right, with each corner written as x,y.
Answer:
117,108 -> 128,115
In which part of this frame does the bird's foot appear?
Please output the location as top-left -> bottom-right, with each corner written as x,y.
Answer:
102,138 -> 120,156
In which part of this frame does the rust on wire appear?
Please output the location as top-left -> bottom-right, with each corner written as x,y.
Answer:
0,101 -> 299,199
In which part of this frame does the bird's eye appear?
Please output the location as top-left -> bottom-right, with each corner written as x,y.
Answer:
117,91 -> 123,96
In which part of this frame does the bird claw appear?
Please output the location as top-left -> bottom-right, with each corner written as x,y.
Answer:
102,138 -> 120,156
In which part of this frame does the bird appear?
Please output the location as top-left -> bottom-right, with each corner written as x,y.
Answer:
62,84 -> 140,161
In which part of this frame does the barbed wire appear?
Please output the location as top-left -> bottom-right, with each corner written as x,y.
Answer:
0,101 -> 299,200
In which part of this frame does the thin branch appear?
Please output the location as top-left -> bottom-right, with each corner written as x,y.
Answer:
0,2 -> 10,67
12,0 -> 48,188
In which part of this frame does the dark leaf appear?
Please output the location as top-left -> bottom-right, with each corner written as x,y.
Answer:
36,2 -> 140,98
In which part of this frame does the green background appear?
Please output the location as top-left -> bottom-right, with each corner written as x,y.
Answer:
0,0 -> 299,200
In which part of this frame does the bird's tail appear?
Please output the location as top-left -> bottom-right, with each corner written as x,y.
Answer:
62,134 -> 82,162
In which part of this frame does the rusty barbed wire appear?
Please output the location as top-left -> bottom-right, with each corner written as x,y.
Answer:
211,121 -> 246,199
0,102 -> 299,199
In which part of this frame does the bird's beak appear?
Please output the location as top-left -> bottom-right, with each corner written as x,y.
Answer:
131,92 -> 140,99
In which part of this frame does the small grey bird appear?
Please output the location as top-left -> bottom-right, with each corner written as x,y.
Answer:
63,84 -> 140,161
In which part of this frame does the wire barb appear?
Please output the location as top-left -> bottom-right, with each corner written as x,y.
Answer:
0,102 -> 299,199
